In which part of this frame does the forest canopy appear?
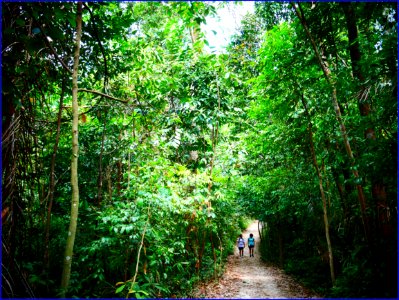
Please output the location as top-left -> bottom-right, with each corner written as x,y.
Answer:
2,1 -> 397,298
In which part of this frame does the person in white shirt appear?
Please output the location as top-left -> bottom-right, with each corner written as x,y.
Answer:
237,234 -> 245,257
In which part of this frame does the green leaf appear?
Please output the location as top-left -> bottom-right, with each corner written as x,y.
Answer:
115,284 -> 125,294
68,15 -> 76,28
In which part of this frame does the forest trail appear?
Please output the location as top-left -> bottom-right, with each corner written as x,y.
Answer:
193,221 -> 320,298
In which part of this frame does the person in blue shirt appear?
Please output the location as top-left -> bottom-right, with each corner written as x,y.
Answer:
248,233 -> 255,257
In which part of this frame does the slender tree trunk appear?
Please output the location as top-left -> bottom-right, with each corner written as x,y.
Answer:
208,80 -> 221,192
301,94 -> 336,285
208,125 -> 218,193
189,26 -> 198,45
123,247 -> 131,282
215,232 -> 223,275
97,115 -> 106,205
331,168 -> 349,225
127,206 -> 151,298
188,24 -> 201,53
198,230 -> 207,270
60,3 -> 82,297
210,231 -> 217,278
205,79 -> 221,230
292,2 -> 369,242
106,166 -> 113,201
258,220 -> 263,241
117,160 -> 122,195
322,160 -> 332,208
278,225 -> 283,267
44,77 -> 66,270
127,151 -> 131,190
194,228 -> 200,274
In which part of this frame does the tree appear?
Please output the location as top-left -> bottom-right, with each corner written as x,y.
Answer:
60,2 -> 83,297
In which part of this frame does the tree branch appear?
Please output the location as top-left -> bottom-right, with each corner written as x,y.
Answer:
38,25 -> 73,74
291,2 -> 331,81
78,88 -> 129,103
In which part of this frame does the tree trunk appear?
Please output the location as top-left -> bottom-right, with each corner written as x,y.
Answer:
301,94 -> 335,285
207,81 -> 221,193
258,220 -> 263,241
97,115 -> 106,205
292,2 -> 370,242
210,231 -> 217,278
198,230 -> 207,270
117,160 -> 122,195
341,3 -> 364,81
189,24 -> 201,54
341,2 -> 387,242
106,166 -> 113,201
127,206 -> 151,297
331,167 -> 349,226
60,2 -> 82,297
278,225 -> 283,267
44,76 -> 66,270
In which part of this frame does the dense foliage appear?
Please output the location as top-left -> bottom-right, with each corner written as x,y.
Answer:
2,1 -> 397,298
236,2 -> 397,297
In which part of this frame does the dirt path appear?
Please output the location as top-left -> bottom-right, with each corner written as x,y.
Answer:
193,221 -> 320,298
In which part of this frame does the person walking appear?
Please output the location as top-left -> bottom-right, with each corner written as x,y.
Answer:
237,234 -> 245,257
248,233 -> 255,257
